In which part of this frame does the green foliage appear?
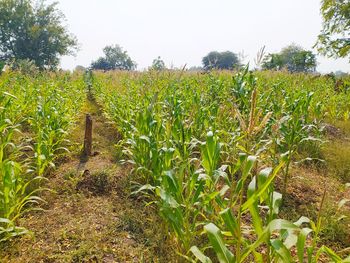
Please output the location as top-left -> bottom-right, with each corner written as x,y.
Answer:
150,56 -> 166,71
90,44 -> 136,71
1,59 -> 349,260
262,44 -> 317,73
8,59 -> 39,74
202,51 -> 241,70
91,69 -> 350,261
0,71 -> 85,241
316,0 -> 350,60
0,0 -> 78,69
0,61 -> 4,72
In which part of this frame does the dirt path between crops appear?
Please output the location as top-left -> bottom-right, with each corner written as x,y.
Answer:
0,97 -> 174,263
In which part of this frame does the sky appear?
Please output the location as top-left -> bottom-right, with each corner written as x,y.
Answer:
56,0 -> 349,73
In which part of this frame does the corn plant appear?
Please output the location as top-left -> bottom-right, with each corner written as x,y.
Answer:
189,156 -> 349,262
275,91 -> 322,197
0,72 -> 85,241
0,92 -> 43,241
91,68 -> 350,261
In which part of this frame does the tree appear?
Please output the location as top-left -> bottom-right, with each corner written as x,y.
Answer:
0,61 -> 4,72
202,51 -> 241,70
150,56 -> 166,70
74,65 -> 86,72
262,45 -> 317,73
316,0 -> 350,61
188,66 -> 203,72
261,53 -> 284,71
0,0 -> 78,69
91,45 -> 136,71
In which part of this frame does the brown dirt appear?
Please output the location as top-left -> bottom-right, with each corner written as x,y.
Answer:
0,97 -> 174,263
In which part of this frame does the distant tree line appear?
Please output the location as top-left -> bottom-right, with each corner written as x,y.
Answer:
199,45 -> 317,73
90,45 -> 136,71
202,51 -> 241,70
261,44 -> 317,73
149,56 -> 166,71
87,44 -> 320,73
0,0 -> 348,72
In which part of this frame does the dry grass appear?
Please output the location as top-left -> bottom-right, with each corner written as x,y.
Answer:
322,139 -> 350,182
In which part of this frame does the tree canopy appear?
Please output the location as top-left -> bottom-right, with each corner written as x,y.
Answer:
150,56 -> 166,70
0,0 -> 78,69
202,51 -> 241,70
91,45 -> 136,71
262,45 -> 317,73
316,0 -> 350,61
0,61 -> 4,72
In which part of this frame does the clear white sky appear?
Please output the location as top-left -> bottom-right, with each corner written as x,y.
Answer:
57,0 -> 349,73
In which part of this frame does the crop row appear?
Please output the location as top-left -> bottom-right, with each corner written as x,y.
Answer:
92,69 -> 350,262
0,72 -> 85,241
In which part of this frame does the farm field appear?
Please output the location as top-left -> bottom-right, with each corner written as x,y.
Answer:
0,69 -> 350,262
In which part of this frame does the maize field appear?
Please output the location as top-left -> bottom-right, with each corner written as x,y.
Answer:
1,68 -> 350,262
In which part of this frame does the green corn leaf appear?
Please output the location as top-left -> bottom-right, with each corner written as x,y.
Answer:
241,219 -> 299,261
247,176 -> 263,235
271,239 -> 293,262
296,227 -> 313,263
241,162 -> 284,212
242,155 -> 257,177
204,223 -> 235,263
220,208 -> 240,241
190,246 -> 213,263
164,170 -> 179,194
315,245 -> 343,262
